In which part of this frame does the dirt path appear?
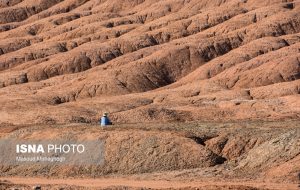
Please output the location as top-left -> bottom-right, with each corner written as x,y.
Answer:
1,177 -> 299,189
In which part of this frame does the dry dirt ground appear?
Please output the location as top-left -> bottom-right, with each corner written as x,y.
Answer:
0,122 -> 299,189
0,177 -> 298,190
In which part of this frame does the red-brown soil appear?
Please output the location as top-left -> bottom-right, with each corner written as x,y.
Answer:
0,122 -> 299,189
0,0 -> 299,125
0,177 -> 298,190
0,1 -> 300,190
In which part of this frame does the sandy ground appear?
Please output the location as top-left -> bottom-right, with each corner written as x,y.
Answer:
1,177 -> 299,190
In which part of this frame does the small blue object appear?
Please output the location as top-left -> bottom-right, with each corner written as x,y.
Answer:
100,116 -> 111,126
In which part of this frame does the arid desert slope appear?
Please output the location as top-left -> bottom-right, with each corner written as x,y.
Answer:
0,0 -> 299,125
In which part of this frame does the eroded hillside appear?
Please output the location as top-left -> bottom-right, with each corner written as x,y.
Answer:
0,0 -> 299,124
0,122 -> 299,189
